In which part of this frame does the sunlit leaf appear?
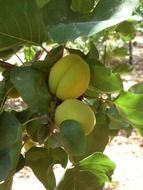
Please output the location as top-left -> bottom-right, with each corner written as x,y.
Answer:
115,92 -> 143,126
79,153 -> 116,185
90,65 -> 123,93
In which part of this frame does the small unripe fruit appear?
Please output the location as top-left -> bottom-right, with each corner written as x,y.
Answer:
55,99 -> 96,135
48,54 -> 90,100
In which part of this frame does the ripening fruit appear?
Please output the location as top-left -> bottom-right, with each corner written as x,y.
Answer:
48,54 -> 90,100
55,99 -> 96,135
8,88 -> 20,99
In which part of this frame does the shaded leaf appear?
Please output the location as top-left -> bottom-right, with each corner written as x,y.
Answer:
0,0 -> 46,51
87,42 -> 99,60
0,112 -> 21,150
57,168 -> 104,190
106,106 -> 130,130
60,120 -> 86,156
113,63 -> 133,74
25,147 -> 56,190
10,66 -> 51,114
0,136 -> 22,182
71,0 -> 96,14
32,45 -> 64,74
85,112 -> 109,153
50,148 -> 68,168
36,0 -> 50,8
26,120 -> 48,143
0,81 -> 6,106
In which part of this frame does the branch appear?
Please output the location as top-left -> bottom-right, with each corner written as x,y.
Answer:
0,60 -> 16,69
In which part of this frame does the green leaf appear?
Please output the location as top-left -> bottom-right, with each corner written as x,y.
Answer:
116,21 -> 136,34
0,0 -> 139,48
57,168 -> 104,190
60,120 -> 86,156
10,66 -> 51,114
0,0 -> 46,51
129,82 -> 143,94
24,46 -> 37,62
32,45 -> 64,74
90,65 -> 123,93
25,147 -> 56,190
26,120 -> 48,144
36,0 -> 50,8
115,92 -> 143,126
87,42 -> 99,60
15,154 -> 25,173
86,112 -> 109,154
44,0 -> 139,43
71,0 -> 96,14
0,112 -> 21,150
79,153 -> 116,185
0,81 -> 6,106
111,47 -> 128,58
113,63 -> 133,74
50,148 -> 68,168
0,121 -> 22,182
74,112 -> 110,162
106,106 -> 130,130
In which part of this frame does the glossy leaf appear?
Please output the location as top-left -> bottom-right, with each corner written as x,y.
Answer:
10,66 -> 51,114
79,153 -> 116,185
90,65 -> 123,93
115,92 -> 143,126
60,120 -> 86,156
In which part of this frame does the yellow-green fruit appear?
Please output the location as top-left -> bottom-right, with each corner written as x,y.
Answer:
55,99 -> 96,135
48,54 -> 90,100
8,88 -> 20,99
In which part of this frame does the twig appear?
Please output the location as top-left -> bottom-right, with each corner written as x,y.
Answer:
0,60 -> 15,69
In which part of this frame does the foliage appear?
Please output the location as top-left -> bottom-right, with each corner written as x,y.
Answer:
0,0 -> 141,190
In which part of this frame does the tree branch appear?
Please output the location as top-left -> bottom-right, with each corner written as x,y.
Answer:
0,60 -> 15,69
